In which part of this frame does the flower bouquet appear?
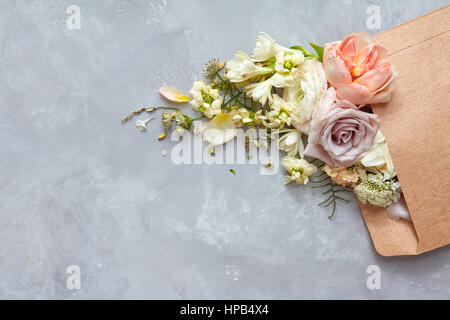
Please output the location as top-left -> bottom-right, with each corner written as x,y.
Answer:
123,31 -> 407,220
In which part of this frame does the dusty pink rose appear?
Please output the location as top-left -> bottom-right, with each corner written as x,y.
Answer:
304,100 -> 380,167
324,32 -> 395,106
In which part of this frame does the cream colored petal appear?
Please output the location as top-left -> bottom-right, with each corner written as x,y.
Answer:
202,113 -> 237,146
159,85 -> 190,102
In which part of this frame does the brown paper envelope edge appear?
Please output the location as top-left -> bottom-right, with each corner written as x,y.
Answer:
358,5 -> 450,257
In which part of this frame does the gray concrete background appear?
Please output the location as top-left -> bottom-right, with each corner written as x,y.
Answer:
0,0 -> 449,299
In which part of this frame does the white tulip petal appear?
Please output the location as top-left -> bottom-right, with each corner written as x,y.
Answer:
202,113 -> 237,146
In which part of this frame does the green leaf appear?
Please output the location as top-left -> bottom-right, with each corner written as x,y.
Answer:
309,42 -> 324,62
290,45 -> 313,57
229,169 -> 236,175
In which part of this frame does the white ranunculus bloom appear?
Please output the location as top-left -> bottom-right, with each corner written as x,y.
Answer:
243,78 -> 273,106
281,156 -> 317,185
226,51 -> 273,83
283,59 -> 334,134
360,130 -> 395,180
189,80 -> 223,119
252,32 -> 295,62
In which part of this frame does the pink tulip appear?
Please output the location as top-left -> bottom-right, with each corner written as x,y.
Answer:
323,32 -> 395,107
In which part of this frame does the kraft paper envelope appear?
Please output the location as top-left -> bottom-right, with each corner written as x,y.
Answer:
358,5 -> 450,256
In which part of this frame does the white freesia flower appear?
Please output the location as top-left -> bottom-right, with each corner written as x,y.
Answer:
281,156 -> 317,185
263,94 -> 296,129
226,51 -> 273,83
136,117 -> 154,131
244,78 -> 273,106
360,130 -> 395,180
271,51 -> 305,88
189,80 -> 223,119
283,59 -> 334,134
276,129 -> 304,157
252,32 -> 295,62
274,51 -> 304,74
202,113 -> 237,146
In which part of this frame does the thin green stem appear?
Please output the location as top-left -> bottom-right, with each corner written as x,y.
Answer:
154,106 -> 180,111
224,91 -> 241,107
215,71 -> 224,82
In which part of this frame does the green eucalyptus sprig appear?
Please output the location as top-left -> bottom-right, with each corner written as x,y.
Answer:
309,160 -> 353,219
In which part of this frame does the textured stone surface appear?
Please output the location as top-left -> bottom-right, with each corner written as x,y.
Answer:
0,0 -> 448,299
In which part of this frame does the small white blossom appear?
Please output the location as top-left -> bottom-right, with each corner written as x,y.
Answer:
231,108 -> 265,128
276,129 -> 304,157
189,80 -> 223,119
281,156 -> 317,185
263,94 -> 296,129
226,51 -> 273,83
271,51 -> 305,88
354,172 -> 401,207
244,78 -> 274,106
136,117 -> 154,131
252,32 -> 296,62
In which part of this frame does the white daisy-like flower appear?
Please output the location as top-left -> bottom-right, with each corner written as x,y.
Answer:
263,94 -> 296,129
226,51 -> 273,83
283,59 -> 333,134
281,156 -> 317,185
243,78 -> 274,106
252,32 -> 296,62
136,117 -> 154,131
189,80 -> 223,119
